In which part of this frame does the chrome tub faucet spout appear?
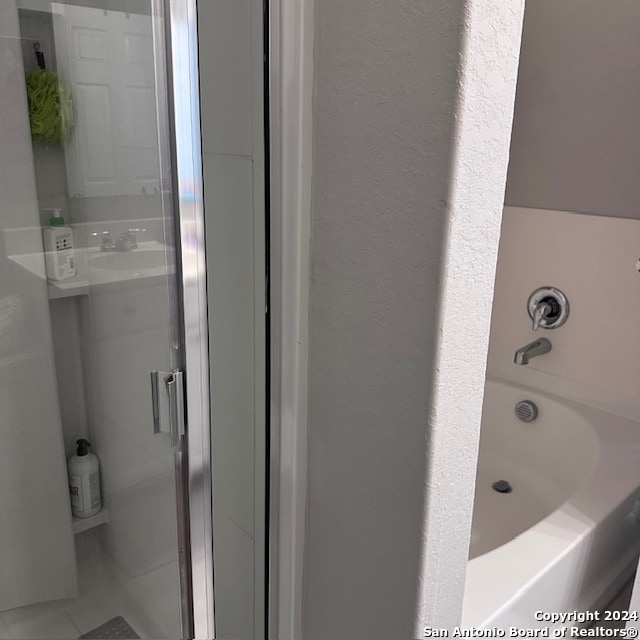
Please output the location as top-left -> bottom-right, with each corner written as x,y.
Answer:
514,337 -> 552,365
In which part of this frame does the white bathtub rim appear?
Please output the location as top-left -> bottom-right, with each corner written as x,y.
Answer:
464,508 -> 595,627
487,366 -> 640,423
464,378 -> 640,628
465,535 -> 640,630
464,483 -> 640,628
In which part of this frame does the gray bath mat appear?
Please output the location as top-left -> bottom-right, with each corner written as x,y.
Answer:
80,616 -> 140,639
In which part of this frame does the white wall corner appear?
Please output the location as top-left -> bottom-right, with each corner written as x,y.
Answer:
269,0 -> 314,637
415,0 -> 525,632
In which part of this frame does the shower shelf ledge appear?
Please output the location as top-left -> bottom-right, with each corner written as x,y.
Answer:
48,278 -> 90,299
72,507 -> 110,534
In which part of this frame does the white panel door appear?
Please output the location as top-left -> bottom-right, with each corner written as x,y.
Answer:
53,6 -> 117,197
114,11 -> 160,196
52,5 -> 160,198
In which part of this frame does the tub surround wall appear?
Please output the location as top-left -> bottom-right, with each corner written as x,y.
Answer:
505,0 -> 640,219
489,206 -> 640,413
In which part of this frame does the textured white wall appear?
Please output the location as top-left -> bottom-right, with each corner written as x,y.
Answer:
303,1 -> 524,637
505,0 -> 640,219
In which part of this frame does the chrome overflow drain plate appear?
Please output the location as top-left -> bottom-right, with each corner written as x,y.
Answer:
492,480 -> 512,494
515,400 -> 538,422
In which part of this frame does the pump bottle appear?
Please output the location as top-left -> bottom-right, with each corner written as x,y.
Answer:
42,208 -> 76,281
68,439 -> 101,518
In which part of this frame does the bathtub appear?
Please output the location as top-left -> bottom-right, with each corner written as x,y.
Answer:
462,378 -> 640,630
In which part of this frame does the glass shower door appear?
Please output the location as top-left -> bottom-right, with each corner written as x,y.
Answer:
0,1 -> 211,638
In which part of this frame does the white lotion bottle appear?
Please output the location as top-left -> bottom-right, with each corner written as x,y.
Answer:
68,439 -> 101,518
42,208 -> 76,281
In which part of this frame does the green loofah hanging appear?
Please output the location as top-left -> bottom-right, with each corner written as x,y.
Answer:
26,68 -> 74,145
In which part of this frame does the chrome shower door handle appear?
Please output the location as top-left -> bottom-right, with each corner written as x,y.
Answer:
165,370 -> 186,449
151,370 -> 162,434
150,369 -> 186,448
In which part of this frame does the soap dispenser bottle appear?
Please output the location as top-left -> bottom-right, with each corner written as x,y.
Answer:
42,208 -> 76,281
68,439 -> 101,518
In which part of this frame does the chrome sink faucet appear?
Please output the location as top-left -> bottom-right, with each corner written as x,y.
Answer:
115,230 -> 138,251
92,231 -> 115,252
94,229 -> 141,252
514,337 -> 552,365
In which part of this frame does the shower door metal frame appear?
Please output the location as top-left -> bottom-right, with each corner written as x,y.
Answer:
267,0 -> 314,638
159,0 -> 215,637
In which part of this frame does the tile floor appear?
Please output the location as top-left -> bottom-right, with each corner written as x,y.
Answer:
0,561 -> 153,640
2,573 -> 637,639
0,527 -> 186,640
0,473 -> 182,640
